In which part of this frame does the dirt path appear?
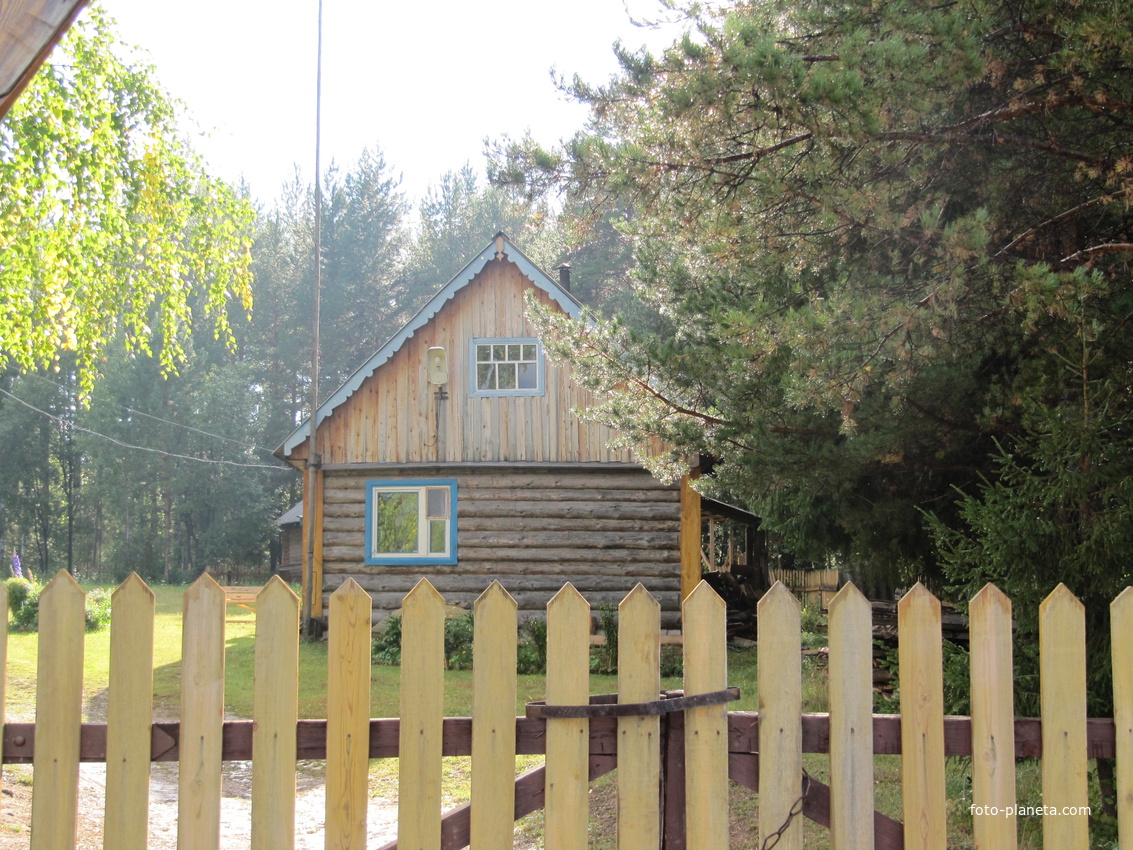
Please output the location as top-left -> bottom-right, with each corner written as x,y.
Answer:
0,759 -> 401,849
0,692 -> 401,849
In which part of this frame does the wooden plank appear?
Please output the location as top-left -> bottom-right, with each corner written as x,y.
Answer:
969,583 -> 1016,850
455,530 -> 680,549
179,573 -> 226,850
251,578 -> 300,850
325,579 -> 373,849
758,582 -> 803,850
458,501 -> 680,521
1112,587 -> 1133,847
545,584 -> 590,850
398,579 -> 445,850
0,580 -> 7,811
30,571 -> 85,850
618,584 -> 661,850
1039,583 -> 1089,848
470,582 -> 518,848
104,574 -> 156,850
683,582 -> 728,850
827,582 -> 874,850
679,474 -> 702,604
312,468 -> 325,618
2,710 -> 1128,765
459,485 -> 680,501
324,528 -> 680,550
897,582 -> 946,850
442,546 -> 680,564
459,516 -> 681,533
326,561 -> 681,581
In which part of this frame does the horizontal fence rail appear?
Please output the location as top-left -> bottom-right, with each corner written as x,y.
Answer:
1,571 -> 1129,849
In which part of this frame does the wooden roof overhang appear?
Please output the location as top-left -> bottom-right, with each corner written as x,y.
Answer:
0,0 -> 88,120
274,232 -> 584,466
700,496 -> 761,527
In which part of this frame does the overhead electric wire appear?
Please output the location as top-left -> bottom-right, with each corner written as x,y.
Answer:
20,373 -> 281,459
0,387 -> 287,471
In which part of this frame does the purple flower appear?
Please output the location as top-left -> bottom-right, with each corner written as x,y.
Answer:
11,554 -> 21,579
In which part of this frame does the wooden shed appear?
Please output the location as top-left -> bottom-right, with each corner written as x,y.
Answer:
275,233 -> 703,626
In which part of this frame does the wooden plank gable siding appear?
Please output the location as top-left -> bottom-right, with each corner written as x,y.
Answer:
319,465 -> 683,624
306,259 -> 634,466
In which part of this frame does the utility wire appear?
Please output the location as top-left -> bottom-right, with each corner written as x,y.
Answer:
21,373 -> 282,459
0,387 -> 287,471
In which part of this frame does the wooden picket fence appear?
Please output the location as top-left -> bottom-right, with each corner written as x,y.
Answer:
767,567 -> 841,609
2,569 -> 1132,848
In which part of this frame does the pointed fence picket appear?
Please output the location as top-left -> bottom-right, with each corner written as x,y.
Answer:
397,578 -> 445,850
1040,583 -> 1090,849
325,578 -> 372,849
104,573 -> 155,850
969,582 -> 1016,850
544,584 -> 590,850
618,583 -> 662,850
251,576 -> 300,850
897,582 -> 946,850
682,582 -> 729,849
30,571 -> 85,850
758,581 -> 803,850
4,571 -> 1133,848
827,582 -> 874,850
470,582 -> 518,849
1112,588 -> 1133,845
179,573 -> 226,850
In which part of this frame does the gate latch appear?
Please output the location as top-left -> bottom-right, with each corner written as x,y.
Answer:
526,687 -> 740,719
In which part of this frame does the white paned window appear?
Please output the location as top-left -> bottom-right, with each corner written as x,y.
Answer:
470,338 -> 543,397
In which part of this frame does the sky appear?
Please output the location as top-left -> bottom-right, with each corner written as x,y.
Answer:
102,0 -> 692,210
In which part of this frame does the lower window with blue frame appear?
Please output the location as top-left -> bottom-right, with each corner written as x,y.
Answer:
364,478 -> 457,565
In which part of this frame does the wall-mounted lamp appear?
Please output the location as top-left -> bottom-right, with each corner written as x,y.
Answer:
426,347 -> 449,386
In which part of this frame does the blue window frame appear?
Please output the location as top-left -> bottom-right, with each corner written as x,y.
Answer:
364,478 -> 457,565
469,338 -> 545,397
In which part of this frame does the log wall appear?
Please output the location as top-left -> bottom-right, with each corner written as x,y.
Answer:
319,464 -> 682,626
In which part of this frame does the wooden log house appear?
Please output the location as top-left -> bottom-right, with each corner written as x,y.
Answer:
275,233 -> 717,626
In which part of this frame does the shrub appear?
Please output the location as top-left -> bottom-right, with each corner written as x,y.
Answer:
84,588 -> 112,632
517,618 -> 548,674
590,605 -> 618,674
6,577 -> 33,612
9,581 -> 40,632
6,579 -> 113,633
659,644 -> 683,678
444,613 -> 475,670
372,615 -> 402,665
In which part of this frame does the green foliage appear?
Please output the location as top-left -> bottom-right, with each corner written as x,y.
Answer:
444,613 -> 476,671
516,618 -> 549,675
8,581 -> 40,632
6,579 -> 112,633
372,615 -> 402,665
84,587 -> 112,632
799,605 -> 828,648
659,644 -> 683,679
5,577 -> 33,612
590,604 -> 618,674
496,0 -> 1133,598
0,5 -> 254,396
932,403 -> 1133,717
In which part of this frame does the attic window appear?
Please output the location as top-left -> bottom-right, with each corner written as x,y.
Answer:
364,479 -> 457,565
470,338 -> 544,397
